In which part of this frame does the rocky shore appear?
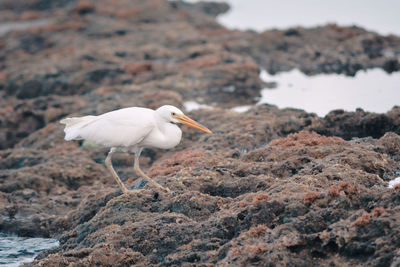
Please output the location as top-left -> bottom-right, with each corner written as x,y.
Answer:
0,0 -> 399,266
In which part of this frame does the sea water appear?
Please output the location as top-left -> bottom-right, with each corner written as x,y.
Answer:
259,69 -> 400,116
0,233 -> 59,267
184,0 -> 400,116
0,19 -> 50,37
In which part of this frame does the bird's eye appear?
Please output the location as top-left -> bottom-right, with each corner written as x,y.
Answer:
172,112 -> 176,116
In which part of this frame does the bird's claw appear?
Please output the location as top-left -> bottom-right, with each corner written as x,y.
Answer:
122,189 -> 142,195
153,183 -> 170,193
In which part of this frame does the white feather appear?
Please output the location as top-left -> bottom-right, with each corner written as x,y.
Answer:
61,108 -> 155,147
60,116 -> 97,141
60,105 -> 211,194
60,106 -> 186,149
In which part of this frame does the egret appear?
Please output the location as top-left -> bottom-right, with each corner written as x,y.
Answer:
60,105 -> 212,194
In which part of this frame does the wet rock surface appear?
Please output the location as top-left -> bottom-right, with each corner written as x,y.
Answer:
0,0 -> 399,266
243,25 -> 400,76
24,129 -> 400,266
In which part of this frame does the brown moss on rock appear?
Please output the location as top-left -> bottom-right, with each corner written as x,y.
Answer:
148,150 -> 207,177
72,1 -> 95,15
352,212 -> 371,227
268,130 -> 345,148
394,184 -> 400,191
121,62 -> 153,75
371,207 -> 385,217
302,191 -> 322,205
1,0 -> 400,266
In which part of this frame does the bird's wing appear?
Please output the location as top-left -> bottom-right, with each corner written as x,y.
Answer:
77,108 -> 156,147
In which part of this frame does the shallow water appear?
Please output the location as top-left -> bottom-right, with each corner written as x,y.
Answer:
184,0 -> 400,116
184,101 -> 213,112
0,19 -> 49,37
0,233 -> 59,267
259,69 -> 400,116
189,68 -> 400,117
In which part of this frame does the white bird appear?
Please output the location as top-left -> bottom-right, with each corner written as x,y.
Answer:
60,105 -> 212,194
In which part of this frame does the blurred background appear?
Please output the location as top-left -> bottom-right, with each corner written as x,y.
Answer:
187,0 -> 400,115
207,0 -> 400,35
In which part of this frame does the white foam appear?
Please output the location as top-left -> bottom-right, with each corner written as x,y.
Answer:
230,105 -> 251,113
183,101 -> 213,112
388,177 -> 400,188
0,19 -> 50,37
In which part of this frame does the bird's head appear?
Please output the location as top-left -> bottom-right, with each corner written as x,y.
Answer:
156,105 -> 212,133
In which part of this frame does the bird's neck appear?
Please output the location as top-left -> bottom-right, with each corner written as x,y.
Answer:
155,118 -> 182,149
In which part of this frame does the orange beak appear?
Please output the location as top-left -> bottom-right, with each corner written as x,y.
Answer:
173,114 -> 212,133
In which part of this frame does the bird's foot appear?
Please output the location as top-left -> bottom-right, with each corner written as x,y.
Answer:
122,189 -> 143,195
129,179 -> 170,193
122,188 -> 172,197
147,180 -> 171,193
150,185 -> 171,194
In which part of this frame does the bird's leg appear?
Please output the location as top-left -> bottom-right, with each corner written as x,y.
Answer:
134,149 -> 170,193
105,148 -> 130,194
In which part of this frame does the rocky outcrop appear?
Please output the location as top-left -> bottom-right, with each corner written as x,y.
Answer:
28,130 -> 400,266
0,0 -> 399,266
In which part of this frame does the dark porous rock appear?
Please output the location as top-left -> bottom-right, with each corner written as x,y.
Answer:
308,107 -> 400,140
0,147 -> 114,237
171,1 -> 230,17
27,130 -> 400,266
0,0 -> 399,266
0,0 -> 74,12
241,24 -> 400,76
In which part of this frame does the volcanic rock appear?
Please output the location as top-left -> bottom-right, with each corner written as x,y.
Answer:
0,0 -> 399,266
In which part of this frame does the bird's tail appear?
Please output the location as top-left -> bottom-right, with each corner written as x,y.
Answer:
60,116 -> 96,141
